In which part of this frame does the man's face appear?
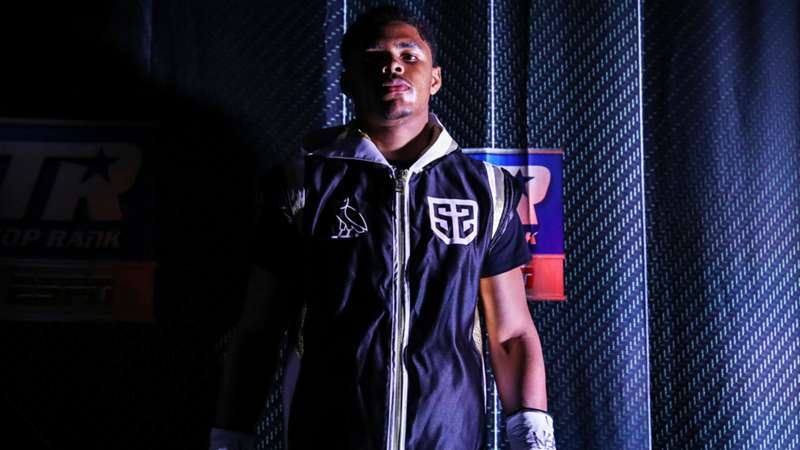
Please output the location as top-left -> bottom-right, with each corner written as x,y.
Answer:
343,21 -> 442,125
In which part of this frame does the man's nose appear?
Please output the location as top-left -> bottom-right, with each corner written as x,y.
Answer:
382,57 -> 404,74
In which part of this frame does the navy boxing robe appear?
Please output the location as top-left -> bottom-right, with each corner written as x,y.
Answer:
256,115 -> 530,450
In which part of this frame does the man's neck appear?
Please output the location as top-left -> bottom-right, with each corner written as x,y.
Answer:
357,113 -> 432,162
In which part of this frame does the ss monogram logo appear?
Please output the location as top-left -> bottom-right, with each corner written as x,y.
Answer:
427,197 -> 479,245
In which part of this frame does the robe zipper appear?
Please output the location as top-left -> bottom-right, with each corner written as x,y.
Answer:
388,168 -> 410,450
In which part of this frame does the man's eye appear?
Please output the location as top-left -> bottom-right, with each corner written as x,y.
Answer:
364,53 -> 383,64
403,54 -> 419,62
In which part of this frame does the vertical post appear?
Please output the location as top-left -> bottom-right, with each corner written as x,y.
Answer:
323,0 -> 348,127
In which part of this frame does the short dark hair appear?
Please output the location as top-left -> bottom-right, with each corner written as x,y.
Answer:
341,5 -> 438,70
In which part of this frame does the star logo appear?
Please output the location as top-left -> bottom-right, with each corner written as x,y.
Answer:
512,169 -> 534,198
79,147 -> 119,183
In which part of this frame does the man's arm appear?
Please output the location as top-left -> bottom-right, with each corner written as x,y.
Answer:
213,161 -> 304,443
480,267 -> 547,413
481,267 -> 556,450
213,264 -> 292,440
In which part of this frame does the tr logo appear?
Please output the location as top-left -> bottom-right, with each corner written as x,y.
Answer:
427,197 -> 478,245
0,142 -> 141,221
331,197 -> 368,239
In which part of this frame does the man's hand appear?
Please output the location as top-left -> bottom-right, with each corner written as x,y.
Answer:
505,409 -> 557,450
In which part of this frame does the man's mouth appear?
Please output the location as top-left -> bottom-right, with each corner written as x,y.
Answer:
381,79 -> 411,93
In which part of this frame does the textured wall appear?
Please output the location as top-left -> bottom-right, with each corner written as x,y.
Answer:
526,1 -> 650,449
644,1 -> 800,449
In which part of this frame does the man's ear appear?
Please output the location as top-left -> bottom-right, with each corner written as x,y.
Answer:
430,66 -> 442,96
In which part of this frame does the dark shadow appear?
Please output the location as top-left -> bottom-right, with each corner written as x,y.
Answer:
0,1 -> 325,449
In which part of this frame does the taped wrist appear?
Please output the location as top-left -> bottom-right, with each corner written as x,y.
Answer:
209,427 -> 256,450
505,408 -> 557,450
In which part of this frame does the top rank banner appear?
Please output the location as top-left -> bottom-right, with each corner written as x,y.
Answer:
0,120 -> 156,321
466,149 -> 565,301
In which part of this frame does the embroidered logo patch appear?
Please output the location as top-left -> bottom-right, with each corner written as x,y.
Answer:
427,197 -> 479,245
331,197 -> 368,239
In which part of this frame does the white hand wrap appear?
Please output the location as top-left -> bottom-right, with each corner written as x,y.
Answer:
209,427 -> 256,450
505,409 -> 557,450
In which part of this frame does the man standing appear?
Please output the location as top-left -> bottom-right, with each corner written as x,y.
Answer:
212,6 -> 555,450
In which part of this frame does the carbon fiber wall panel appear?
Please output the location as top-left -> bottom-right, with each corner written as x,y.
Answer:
644,1 -> 800,449
526,1 -> 650,449
154,0 -> 328,167
490,0 -> 529,149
